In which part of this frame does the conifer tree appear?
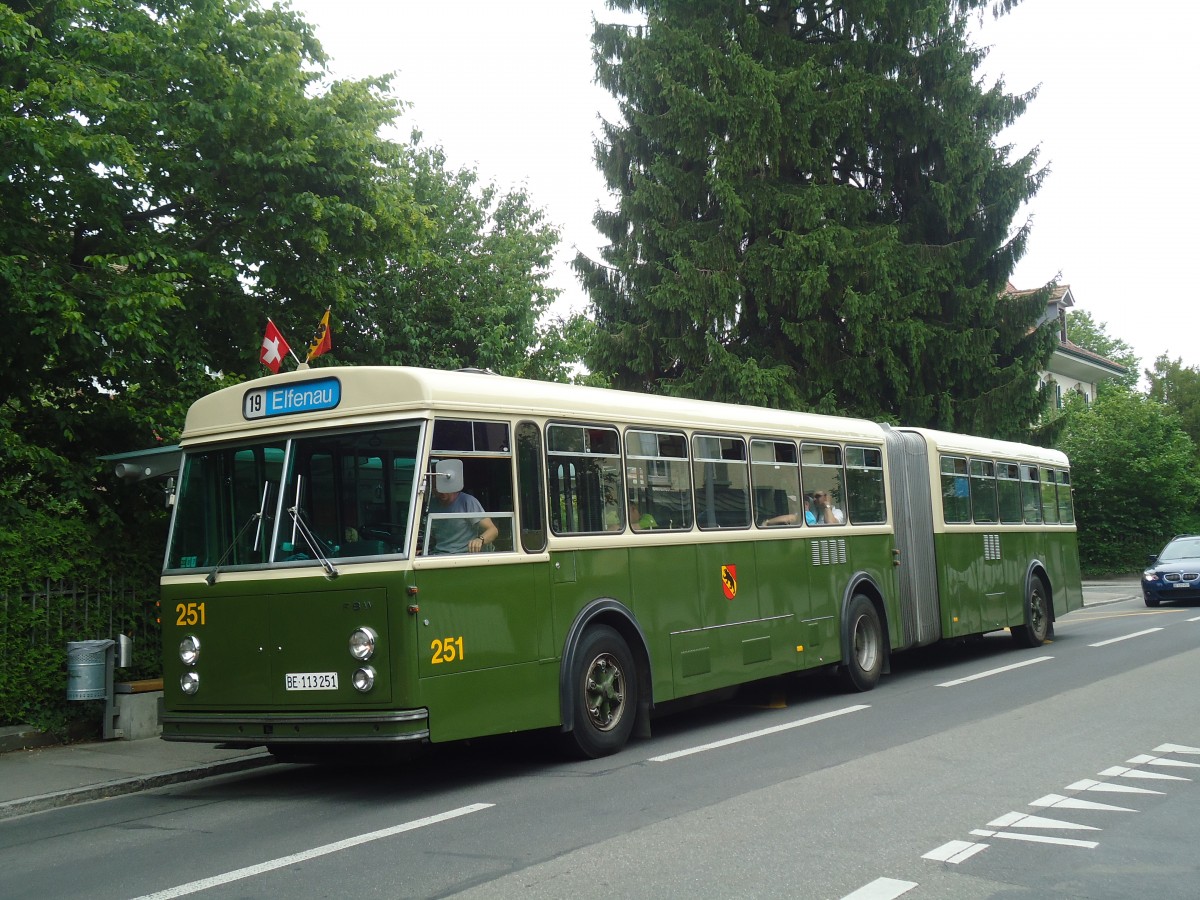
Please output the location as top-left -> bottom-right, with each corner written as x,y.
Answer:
577,0 -> 1053,437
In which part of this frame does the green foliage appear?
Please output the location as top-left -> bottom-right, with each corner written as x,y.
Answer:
0,499 -> 161,733
1057,389 -> 1200,572
1146,355 -> 1200,453
0,0 -> 578,727
1065,310 -> 1140,391
579,0 -> 1052,438
326,134 -> 584,380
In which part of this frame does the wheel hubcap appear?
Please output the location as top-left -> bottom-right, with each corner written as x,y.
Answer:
853,616 -> 879,671
584,652 -> 625,732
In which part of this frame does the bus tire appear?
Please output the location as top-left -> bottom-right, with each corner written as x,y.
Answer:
838,594 -> 883,693
1012,576 -> 1050,647
563,625 -> 637,759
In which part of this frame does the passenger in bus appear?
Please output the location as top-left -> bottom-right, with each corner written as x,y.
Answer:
764,493 -> 816,527
812,490 -> 844,524
429,480 -> 498,553
628,502 -> 658,531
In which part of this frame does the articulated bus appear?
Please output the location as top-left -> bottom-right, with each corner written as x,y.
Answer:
160,366 -> 1082,758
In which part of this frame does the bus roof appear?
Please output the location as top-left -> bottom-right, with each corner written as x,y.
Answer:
899,426 -> 1069,468
181,366 -> 889,446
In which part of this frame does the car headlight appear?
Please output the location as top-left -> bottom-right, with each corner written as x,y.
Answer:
349,626 -> 377,661
180,671 -> 200,695
1143,570 -> 1157,581
179,635 -> 201,665
352,666 -> 375,692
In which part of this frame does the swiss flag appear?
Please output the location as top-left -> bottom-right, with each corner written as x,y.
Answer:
260,319 -> 290,373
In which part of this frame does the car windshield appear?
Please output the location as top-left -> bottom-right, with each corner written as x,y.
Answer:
166,423 -> 422,572
1160,537 -> 1200,562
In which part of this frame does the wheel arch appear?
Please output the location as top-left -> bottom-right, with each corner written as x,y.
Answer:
839,572 -> 893,676
1025,559 -> 1056,631
559,598 -> 653,736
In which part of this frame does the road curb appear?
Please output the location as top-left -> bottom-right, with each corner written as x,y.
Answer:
0,752 -> 277,822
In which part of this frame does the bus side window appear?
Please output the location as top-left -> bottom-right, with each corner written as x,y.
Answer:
1057,469 -> 1075,524
801,442 -> 846,525
845,445 -> 885,524
751,438 -> 800,527
546,424 -> 624,535
693,434 -> 750,529
939,455 -> 970,524
997,462 -> 1022,523
626,430 -> 693,531
516,422 -> 547,552
1022,465 -> 1042,523
970,458 -> 998,524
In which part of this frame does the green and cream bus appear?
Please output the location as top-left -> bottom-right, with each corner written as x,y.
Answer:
160,366 -> 1082,758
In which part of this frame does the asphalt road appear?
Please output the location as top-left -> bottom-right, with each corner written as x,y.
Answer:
2,590 -> 1197,900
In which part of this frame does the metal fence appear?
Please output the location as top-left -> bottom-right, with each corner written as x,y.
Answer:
1,577 -> 162,679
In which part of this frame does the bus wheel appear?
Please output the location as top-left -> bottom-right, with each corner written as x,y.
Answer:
564,625 -> 637,759
1012,577 -> 1050,647
838,594 -> 883,693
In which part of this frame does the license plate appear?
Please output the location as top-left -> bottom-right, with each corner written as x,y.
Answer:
1174,583 -> 1189,589
285,672 -> 339,691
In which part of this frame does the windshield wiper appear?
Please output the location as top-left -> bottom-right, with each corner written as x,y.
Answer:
206,482 -> 274,586
285,475 -> 339,579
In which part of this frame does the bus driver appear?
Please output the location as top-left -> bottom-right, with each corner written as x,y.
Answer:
428,467 -> 498,554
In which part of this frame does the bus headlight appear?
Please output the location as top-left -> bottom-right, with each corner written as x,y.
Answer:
352,666 -> 376,692
179,635 -> 201,666
180,671 -> 200,695
349,626 -> 377,661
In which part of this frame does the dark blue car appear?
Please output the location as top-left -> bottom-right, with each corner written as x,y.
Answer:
1143,535 -> 1200,606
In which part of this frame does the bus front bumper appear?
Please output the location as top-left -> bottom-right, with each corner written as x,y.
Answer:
160,708 -> 430,746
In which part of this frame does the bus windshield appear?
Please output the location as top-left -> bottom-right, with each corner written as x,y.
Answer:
166,423 -> 422,572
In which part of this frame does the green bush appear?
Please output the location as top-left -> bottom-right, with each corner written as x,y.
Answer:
0,502 -> 161,736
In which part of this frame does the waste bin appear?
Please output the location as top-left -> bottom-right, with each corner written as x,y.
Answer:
66,639 -> 115,701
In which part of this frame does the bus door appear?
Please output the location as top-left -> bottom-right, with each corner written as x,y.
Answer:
411,419 -> 551,740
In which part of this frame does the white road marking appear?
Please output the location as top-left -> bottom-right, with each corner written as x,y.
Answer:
1065,778 -> 1165,796
922,840 -> 989,863
1088,627 -> 1162,647
1188,615 -> 1200,622
1029,793 -> 1135,813
970,829 -> 1098,849
1098,765 -> 1190,782
839,876 -> 918,899
1155,742 -> 1200,754
1127,754 -> 1200,769
130,803 -> 494,899
987,811 -> 1099,831
647,704 -> 869,762
935,655 -> 1052,687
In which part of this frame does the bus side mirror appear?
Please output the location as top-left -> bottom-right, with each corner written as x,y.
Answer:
431,459 -> 464,494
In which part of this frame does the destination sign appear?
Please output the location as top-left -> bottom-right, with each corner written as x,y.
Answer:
243,377 -> 342,420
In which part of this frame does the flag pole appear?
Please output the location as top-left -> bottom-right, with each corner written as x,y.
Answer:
270,318 -> 303,367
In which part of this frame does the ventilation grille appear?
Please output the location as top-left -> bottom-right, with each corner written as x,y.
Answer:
812,539 -> 847,566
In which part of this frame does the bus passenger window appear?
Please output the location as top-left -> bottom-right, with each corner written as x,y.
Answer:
1040,468 -> 1060,524
1022,465 -> 1042,523
1056,469 -> 1075,524
801,443 -> 845,525
751,439 -> 800,527
693,435 -> 750,529
997,462 -> 1023,523
939,455 -> 970,524
846,446 -> 885,524
970,459 -> 998,524
546,424 -> 623,535
626,430 -> 693,531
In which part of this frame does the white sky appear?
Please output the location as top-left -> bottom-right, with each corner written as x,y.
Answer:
286,0 -> 1199,374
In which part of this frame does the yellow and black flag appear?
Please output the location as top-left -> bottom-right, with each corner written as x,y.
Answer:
307,307 -> 332,362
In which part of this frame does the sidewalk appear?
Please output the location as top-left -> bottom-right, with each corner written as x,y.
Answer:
0,577 -> 1144,821
0,733 -> 274,821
